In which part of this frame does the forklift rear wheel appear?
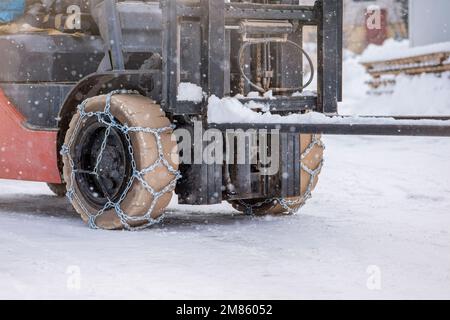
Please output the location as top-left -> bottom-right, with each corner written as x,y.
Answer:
47,183 -> 67,197
62,94 -> 178,230
229,134 -> 324,215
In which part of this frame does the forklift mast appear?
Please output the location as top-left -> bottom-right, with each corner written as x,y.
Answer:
101,0 -> 343,116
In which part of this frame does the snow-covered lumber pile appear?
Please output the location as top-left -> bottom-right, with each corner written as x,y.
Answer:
360,40 -> 450,94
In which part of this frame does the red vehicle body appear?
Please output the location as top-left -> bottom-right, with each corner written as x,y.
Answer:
0,89 -> 60,184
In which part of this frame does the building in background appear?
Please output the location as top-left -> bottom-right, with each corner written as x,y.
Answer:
409,0 -> 450,47
343,0 -> 408,53
300,0 -> 408,53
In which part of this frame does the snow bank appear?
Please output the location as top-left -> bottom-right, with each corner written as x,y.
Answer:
207,95 -> 449,126
340,45 -> 450,116
360,39 -> 450,63
341,50 -> 372,103
342,71 -> 450,116
177,83 -> 204,103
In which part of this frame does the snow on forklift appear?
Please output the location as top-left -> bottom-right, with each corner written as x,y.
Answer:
0,0 -> 449,230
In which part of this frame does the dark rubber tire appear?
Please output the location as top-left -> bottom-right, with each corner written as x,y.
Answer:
62,94 -> 179,230
229,134 -> 324,215
47,183 -> 67,197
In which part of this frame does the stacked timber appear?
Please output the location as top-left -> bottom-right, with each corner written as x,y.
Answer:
361,42 -> 450,95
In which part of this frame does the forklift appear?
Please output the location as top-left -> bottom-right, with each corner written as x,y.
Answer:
0,0 -> 449,230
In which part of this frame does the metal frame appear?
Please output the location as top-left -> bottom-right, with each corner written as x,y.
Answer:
103,0 -> 125,70
317,0 -> 342,113
159,0 -> 331,115
211,117 -> 450,137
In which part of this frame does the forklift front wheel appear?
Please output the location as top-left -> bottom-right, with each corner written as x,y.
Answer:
62,94 -> 179,230
229,134 -> 324,216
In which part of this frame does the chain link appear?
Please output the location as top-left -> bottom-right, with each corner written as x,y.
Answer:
277,134 -> 324,214
61,90 -> 181,230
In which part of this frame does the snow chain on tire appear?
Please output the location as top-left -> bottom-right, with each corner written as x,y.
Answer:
233,134 -> 324,215
61,90 -> 181,230
279,134 -> 324,213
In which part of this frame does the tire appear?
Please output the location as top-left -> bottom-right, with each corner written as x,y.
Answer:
47,183 -> 67,197
229,134 -> 324,215
62,93 -> 179,230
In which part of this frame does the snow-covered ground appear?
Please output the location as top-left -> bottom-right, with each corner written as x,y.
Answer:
1,40 -> 450,299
